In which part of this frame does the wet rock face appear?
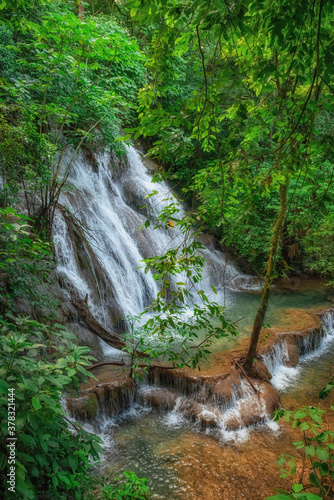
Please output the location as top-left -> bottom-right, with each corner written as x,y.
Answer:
198,233 -> 220,250
67,393 -> 98,421
249,360 -> 272,383
284,338 -> 299,367
67,375 -> 135,420
180,401 -> 220,427
225,405 -> 263,430
67,361 -> 280,435
213,378 -> 233,401
259,382 -> 281,416
213,369 -> 241,402
141,388 -> 177,410
148,368 -> 202,396
224,380 -> 281,430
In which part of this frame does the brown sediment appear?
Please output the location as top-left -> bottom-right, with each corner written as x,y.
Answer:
273,276 -> 326,293
162,381 -> 334,500
161,429 -> 297,500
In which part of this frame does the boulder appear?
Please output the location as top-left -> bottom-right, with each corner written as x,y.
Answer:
224,399 -> 265,430
259,382 -> 281,415
67,393 -> 98,420
180,401 -> 220,427
199,407 -> 220,427
224,416 -> 241,431
213,369 -> 241,402
249,360 -> 272,383
229,367 -> 242,386
213,378 -> 233,401
198,233 -> 219,249
224,381 -> 280,430
141,388 -> 177,410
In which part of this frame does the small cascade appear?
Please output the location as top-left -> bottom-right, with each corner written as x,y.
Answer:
262,341 -> 289,376
66,365 -> 280,445
53,145 -> 252,354
65,311 -> 334,450
217,380 -> 279,442
163,396 -> 187,427
147,368 -> 204,397
263,310 -> 334,390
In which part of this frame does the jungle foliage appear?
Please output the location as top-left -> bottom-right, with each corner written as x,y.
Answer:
0,1 -> 151,498
1,0 -> 334,498
124,0 -> 334,281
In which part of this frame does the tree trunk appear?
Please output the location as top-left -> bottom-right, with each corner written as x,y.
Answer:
244,178 -> 290,373
78,1 -> 84,19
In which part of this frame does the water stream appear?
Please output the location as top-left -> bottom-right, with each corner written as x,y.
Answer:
53,145 -> 252,349
84,311 -> 334,500
53,146 -> 334,499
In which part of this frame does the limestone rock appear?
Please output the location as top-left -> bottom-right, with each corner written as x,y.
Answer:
249,360 -> 272,383
259,382 -> 281,415
198,233 -> 219,250
199,407 -> 220,426
141,388 -> 177,410
180,401 -> 220,427
283,336 -> 299,367
67,393 -> 98,420
213,378 -> 233,401
213,369 -> 241,402
224,416 -> 241,431
229,367 -> 242,386
224,399 -> 265,430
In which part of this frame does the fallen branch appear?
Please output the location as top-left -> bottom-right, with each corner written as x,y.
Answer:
87,360 -> 175,371
71,293 -> 148,357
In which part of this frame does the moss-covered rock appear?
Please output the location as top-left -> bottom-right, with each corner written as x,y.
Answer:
67,393 -> 98,420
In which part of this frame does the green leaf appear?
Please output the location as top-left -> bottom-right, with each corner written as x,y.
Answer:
316,446 -> 329,461
0,379 -> 9,393
319,463 -> 329,477
264,495 -> 291,500
309,472 -> 321,488
277,457 -> 286,466
32,397 -> 42,411
305,445 -> 315,456
21,379 -> 38,392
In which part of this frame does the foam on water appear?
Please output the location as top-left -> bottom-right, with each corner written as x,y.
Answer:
163,397 -> 187,428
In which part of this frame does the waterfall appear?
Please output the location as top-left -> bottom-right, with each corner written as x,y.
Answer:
53,145 -> 250,354
263,311 -> 334,390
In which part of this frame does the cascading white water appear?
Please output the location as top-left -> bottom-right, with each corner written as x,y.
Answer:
53,145 -> 250,354
263,311 -> 334,390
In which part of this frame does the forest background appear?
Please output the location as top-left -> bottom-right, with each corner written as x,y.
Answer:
0,0 -> 334,498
